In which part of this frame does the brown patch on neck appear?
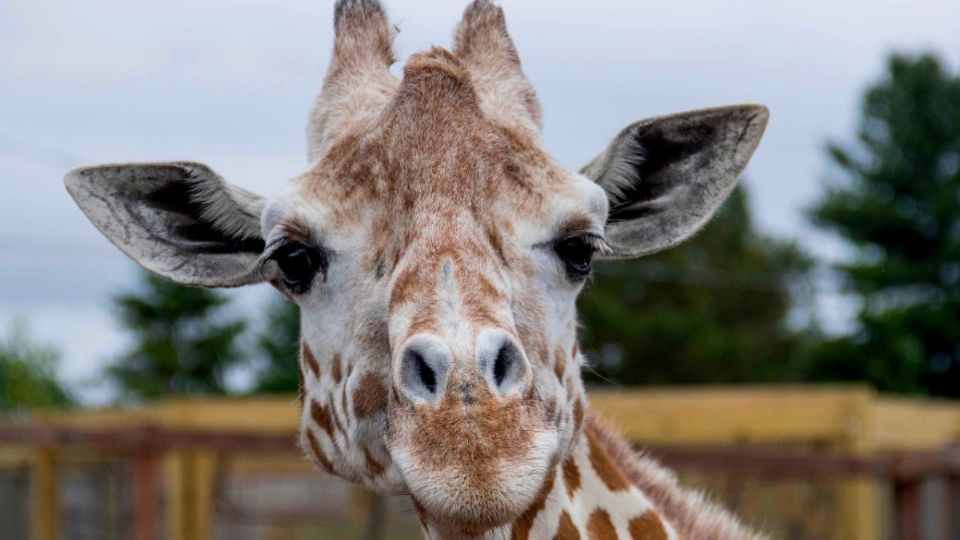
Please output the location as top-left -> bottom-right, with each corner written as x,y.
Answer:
353,371 -> 388,419
586,416 -> 762,539
302,342 -> 320,378
586,426 -> 631,492
510,467 -> 556,540
628,512 -> 668,540
573,398 -> 585,435
554,345 -> 566,380
586,509 -> 616,539
330,403 -> 348,438
331,353 -> 343,383
555,511 -> 580,540
310,399 -> 335,437
562,456 -> 581,499
305,430 -> 334,474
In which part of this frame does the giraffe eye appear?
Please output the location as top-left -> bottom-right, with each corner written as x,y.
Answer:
274,242 -> 325,294
554,236 -> 594,281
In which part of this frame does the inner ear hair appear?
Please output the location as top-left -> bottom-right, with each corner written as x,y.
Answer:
180,162 -> 266,243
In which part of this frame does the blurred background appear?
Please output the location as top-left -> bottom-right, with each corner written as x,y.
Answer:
2,0 -> 959,539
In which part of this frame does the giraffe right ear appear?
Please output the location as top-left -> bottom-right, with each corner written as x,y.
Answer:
65,162 -> 266,288
581,104 -> 768,258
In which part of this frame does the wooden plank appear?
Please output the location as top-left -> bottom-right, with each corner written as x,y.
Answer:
872,398 -> 960,452
27,396 -> 298,434
166,449 -> 217,540
31,449 -> 58,540
836,390 -> 882,540
23,386 -> 960,445
646,445 -> 891,479
590,386 -> 874,446
0,446 -> 33,467
133,452 -> 159,540
191,450 -> 216,540
894,480 -> 923,540
947,475 -> 960,540
165,451 -> 188,540
152,398 -> 298,433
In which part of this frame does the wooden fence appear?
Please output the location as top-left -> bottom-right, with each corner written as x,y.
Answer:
1,385 -> 958,540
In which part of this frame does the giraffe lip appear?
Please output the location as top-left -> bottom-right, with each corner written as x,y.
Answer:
406,473 -> 540,532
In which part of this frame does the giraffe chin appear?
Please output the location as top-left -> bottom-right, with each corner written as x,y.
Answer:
400,449 -> 554,533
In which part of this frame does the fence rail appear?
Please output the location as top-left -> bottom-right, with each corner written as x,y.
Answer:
2,385 -> 959,540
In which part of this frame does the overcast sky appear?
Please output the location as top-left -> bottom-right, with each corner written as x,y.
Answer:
2,0 -> 958,404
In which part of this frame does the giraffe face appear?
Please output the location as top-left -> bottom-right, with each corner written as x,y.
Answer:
65,1 -> 768,534
262,51 -> 606,527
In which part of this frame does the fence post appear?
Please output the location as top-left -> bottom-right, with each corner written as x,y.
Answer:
836,389 -> 881,540
192,450 -> 216,540
894,479 -> 923,540
947,475 -> 960,540
32,449 -> 59,540
166,449 -> 216,540
133,451 -> 160,540
166,450 -> 189,540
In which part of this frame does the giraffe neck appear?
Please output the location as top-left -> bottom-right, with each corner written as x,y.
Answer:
417,414 -> 678,540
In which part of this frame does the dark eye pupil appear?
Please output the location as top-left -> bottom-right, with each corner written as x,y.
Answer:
275,243 -> 322,293
554,237 -> 593,279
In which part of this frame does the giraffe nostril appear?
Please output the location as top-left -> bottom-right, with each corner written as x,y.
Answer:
477,330 -> 529,397
397,335 -> 451,403
493,346 -> 511,387
413,352 -> 437,394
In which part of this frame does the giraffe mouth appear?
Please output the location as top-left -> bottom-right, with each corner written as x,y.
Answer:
387,394 -> 560,530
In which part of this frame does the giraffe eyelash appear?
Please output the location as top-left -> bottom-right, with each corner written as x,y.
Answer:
582,233 -> 612,256
257,237 -> 288,269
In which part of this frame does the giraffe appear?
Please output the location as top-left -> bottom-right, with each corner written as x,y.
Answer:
65,1 -> 769,538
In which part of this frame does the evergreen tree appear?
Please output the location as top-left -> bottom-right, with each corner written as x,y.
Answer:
252,297 -> 301,394
0,321 -> 71,412
578,185 -> 812,385
107,271 -> 247,400
805,53 -> 960,396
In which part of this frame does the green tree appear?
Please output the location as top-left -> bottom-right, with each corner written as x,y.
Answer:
578,185 -> 812,385
0,321 -> 71,412
252,297 -> 300,394
107,271 -> 248,400
805,53 -> 960,396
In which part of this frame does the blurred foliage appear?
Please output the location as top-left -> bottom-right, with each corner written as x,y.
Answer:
578,185 -> 814,385
804,53 -> 960,396
0,321 -> 71,412
106,272 -> 248,401
253,296 -> 300,394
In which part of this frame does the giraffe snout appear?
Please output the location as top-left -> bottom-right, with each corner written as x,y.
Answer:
394,329 -> 531,405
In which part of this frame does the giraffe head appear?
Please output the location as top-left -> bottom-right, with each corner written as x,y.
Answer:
65,0 -> 767,532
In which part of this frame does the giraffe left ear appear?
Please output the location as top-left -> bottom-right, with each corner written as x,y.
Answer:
581,104 -> 769,258
65,162 -> 267,287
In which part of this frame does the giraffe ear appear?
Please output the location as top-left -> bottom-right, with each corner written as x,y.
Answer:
581,104 -> 769,258
65,162 -> 266,287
